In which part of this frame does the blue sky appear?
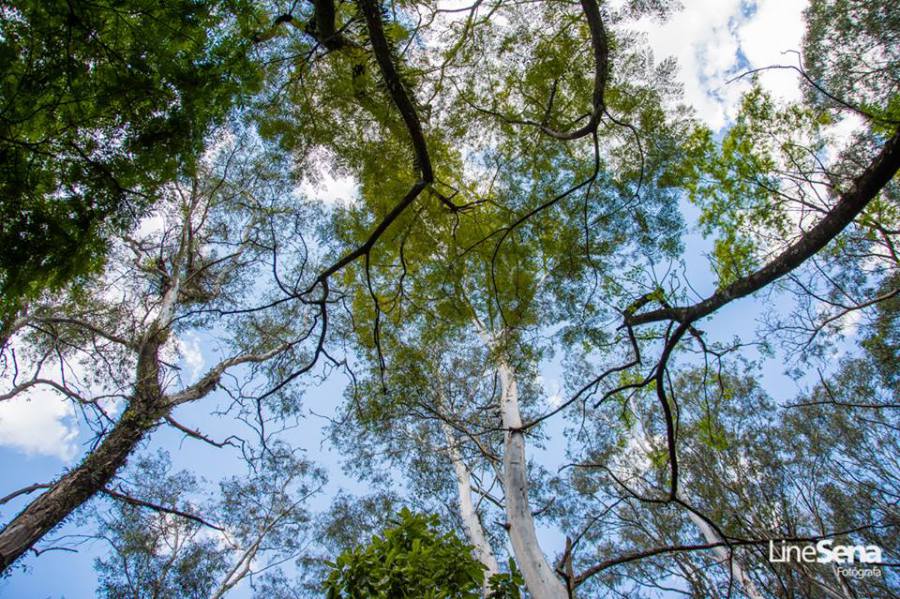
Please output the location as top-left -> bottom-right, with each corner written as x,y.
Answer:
0,0 -> 871,595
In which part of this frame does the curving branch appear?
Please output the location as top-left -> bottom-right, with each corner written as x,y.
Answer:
165,342 -> 293,406
573,524 -> 888,588
0,377 -> 90,404
32,316 -> 136,349
0,484 -> 51,507
304,0 -> 439,293
627,128 -> 900,328
164,416 -> 240,448
465,0 -> 608,140
252,2 -> 354,50
357,0 -> 433,182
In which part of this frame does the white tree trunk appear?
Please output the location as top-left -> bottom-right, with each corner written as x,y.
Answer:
684,509 -> 765,599
497,359 -> 567,599
440,420 -> 500,586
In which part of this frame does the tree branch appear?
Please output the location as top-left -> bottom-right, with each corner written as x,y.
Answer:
627,128 -> 900,327
100,487 -> 224,531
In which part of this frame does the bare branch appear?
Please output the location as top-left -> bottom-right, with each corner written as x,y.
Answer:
100,487 -> 224,532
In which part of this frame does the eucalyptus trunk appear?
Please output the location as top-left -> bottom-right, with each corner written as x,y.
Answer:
440,419 -> 500,584
498,358 -> 567,598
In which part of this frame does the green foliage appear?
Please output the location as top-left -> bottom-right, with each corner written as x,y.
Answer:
857,273 -> 899,390
94,453 -> 228,599
863,93 -> 900,137
323,508 -> 486,599
712,232 -> 756,287
0,0 -> 264,316
696,414 -> 729,452
804,0 -> 900,116
487,559 -> 525,599
673,87 -> 838,286
94,445 -> 325,598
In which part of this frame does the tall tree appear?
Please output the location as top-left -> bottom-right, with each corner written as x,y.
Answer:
1,0 -> 897,595
94,444 -> 325,598
0,137 -> 318,571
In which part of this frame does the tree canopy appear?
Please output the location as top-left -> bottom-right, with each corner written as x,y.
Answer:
0,0 -> 897,597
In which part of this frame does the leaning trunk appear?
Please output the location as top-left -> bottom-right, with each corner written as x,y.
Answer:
626,394 -> 763,598
497,358 -> 567,598
0,307 -> 24,353
0,340 -> 168,572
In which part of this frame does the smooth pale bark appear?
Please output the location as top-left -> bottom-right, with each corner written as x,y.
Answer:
440,420 -> 500,582
209,535 -> 263,599
497,359 -> 568,598
684,509 -> 764,599
830,564 -> 858,599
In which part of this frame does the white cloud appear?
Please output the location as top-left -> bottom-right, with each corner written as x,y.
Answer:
824,112 -> 865,149
535,375 -> 564,408
736,0 -> 808,104
180,333 -> 205,383
299,172 -> 359,206
0,334 -> 83,461
162,332 -> 206,385
636,0 -> 746,130
0,390 -> 79,461
135,209 -> 165,239
637,0 -> 810,130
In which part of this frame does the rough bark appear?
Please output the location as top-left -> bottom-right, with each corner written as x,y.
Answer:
0,210 -> 193,573
0,309 -> 25,353
0,338 -> 168,572
357,0 -> 433,182
311,0 -> 349,50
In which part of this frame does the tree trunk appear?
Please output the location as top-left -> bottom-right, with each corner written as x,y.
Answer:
627,395 -> 763,598
0,307 -> 24,353
498,359 -> 567,598
0,341 -> 168,573
440,420 -> 500,584
684,509 -> 764,599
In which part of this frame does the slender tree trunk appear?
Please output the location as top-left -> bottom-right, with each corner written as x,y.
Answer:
209,535 -> 263,599
0,340 -> 168,573
684,509 -> 764,599
497,358 -> 567,598
440,420 -> 500,583
830,564 -> 858,599
0,318 -> 12,352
